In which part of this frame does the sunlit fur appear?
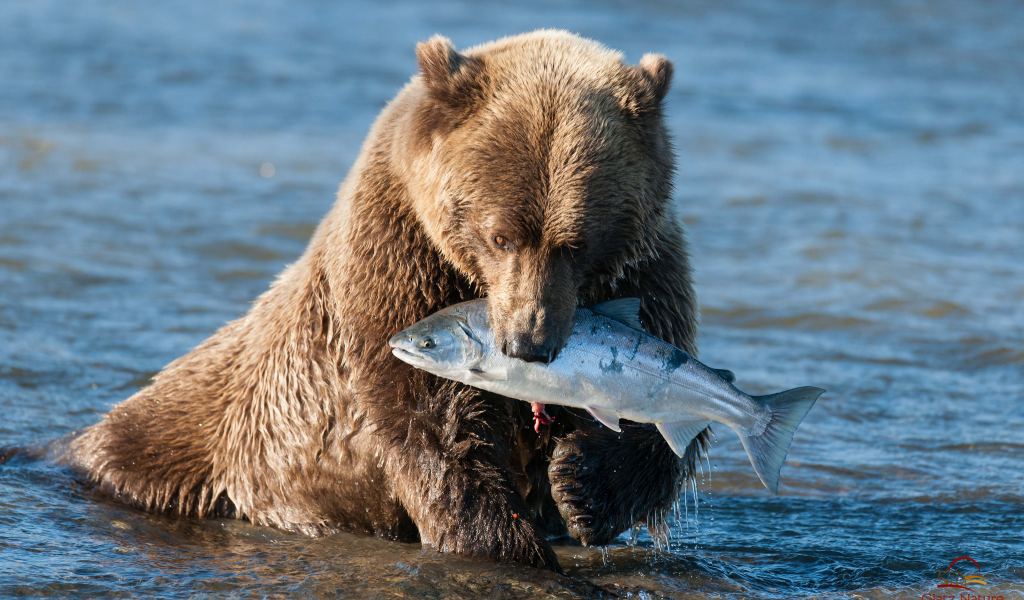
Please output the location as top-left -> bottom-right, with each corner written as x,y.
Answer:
61,30 -> 702,571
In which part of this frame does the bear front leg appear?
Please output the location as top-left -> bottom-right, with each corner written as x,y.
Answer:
548,421 -> 703,546
397,452 -> 562,571
378,381 -> 562,572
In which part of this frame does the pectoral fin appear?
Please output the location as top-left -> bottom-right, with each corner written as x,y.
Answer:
469,367 -> 507,382
585,406 -> 621,432
656,420 -> 712,457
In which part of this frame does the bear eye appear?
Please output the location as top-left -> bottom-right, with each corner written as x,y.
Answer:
493,235 -> 510,251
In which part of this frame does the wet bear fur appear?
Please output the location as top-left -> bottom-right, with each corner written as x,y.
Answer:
63,30 -> 705,572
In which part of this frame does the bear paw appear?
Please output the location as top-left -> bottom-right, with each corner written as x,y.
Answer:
547,434 -> 625,547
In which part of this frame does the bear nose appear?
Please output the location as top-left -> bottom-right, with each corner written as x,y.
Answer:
504,338 -> 558,364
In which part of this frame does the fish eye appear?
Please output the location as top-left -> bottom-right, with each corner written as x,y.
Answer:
418,337 -> 435,349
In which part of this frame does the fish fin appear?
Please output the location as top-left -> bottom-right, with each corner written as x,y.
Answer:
585,406 -> 621,432
469,367 -> 507,382
590,298 -> 643,330
711,368 -> 736,383
656,420 -> 712,457
738,386 -> 824,495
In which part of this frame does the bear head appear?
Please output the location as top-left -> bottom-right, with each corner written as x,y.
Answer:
405,30 -> 675,363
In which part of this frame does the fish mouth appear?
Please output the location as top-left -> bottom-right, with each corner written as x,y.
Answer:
391,347 -> 435,367
391,346 -> 420,360
389,332 -> 442,369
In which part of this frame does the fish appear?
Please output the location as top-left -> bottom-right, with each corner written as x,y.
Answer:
388,298 -> 824,494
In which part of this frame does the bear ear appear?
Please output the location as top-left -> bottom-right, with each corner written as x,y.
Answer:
637,53 -> 674,103
415,35 -> 484,106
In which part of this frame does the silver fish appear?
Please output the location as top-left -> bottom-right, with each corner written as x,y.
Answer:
389,298 -> 824,494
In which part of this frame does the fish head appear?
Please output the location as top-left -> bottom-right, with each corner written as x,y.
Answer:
388,312 -> 485,375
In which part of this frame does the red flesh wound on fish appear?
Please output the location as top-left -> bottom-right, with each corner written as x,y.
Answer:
531,402 -> 554,432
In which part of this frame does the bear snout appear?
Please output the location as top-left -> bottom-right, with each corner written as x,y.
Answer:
506,336 -> 557,364
498,303 -> 574,364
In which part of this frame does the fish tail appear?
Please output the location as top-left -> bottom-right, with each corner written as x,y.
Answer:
738,386 -> 824,495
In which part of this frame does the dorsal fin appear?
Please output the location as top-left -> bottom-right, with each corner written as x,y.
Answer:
589,298 -> 643,330
711,368 -> 736,383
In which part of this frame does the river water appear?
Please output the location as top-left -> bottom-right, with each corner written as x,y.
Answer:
1,0 -> 1022,598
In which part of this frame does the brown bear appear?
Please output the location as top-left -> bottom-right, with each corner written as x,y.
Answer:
61,30 -> 704,572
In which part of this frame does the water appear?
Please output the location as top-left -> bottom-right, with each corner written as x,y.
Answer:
2,0 -> 1023,597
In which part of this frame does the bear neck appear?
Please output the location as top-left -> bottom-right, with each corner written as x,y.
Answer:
301,92 -> 480,372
